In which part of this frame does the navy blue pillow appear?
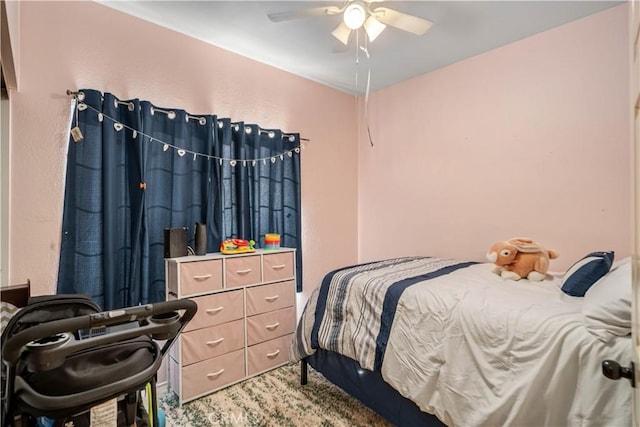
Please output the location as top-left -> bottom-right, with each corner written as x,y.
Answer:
561,251 -> 614,297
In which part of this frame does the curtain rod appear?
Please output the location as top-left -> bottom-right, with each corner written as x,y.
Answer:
66,90 -> 309,142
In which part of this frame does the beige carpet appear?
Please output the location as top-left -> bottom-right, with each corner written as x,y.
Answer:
160,363 -> 392,426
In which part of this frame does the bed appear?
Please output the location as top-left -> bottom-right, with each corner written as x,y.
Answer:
289,255 -> 633,426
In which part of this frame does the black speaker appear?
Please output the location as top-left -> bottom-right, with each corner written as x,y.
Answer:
164,227 -> 188,258
194,222 -> 207,256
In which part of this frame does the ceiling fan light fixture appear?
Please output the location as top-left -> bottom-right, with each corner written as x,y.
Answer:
331,21 -> 352,45
343,2 -> 367,30
364,16 -> 386,42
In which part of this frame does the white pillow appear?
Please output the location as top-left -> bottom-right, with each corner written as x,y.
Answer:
582,257 -> 632,342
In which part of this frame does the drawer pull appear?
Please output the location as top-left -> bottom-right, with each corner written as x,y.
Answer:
206,337 -> 225,346
236,268 -> 252,275
264,295 -> 279,302
266,349 -> 281,358
265,322 -> 280,330
271,264 -> 286,270
205,306 -> 224,314
193,274 -> 213,280
207,369 -> 225,378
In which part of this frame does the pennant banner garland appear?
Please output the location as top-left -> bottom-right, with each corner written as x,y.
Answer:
70,95 -> 305,167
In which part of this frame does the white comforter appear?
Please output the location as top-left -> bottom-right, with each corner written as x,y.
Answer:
291,260 -> 633,427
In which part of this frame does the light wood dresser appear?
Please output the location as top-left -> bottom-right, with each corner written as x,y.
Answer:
165,248 -> 296,405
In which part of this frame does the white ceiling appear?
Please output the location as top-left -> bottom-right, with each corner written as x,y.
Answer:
99,1 -> 623,96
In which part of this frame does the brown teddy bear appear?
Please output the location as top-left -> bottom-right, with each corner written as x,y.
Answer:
486,238 -> 559,281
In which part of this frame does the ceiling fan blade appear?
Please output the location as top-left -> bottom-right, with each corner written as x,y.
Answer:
331,21 -> 353,45
363,16 -> 386,42
371,7 -> 432,35
267,6 -> 342,22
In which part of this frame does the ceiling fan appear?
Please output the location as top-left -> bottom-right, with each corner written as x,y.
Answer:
267,0 -> 433,45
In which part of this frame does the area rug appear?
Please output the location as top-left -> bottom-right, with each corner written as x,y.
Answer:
159,363 -> 392,426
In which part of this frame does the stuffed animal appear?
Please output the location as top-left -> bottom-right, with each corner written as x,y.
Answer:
486,238 -> 559,281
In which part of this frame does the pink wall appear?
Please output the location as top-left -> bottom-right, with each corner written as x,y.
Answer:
7,1 -> 359,303
359,4 -> 630,271
6,1 -> 631,304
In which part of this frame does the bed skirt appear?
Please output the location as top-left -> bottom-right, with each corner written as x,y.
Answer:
304,350 -> 445,427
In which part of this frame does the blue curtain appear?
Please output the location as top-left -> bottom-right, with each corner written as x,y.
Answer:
58,89 -> 302,309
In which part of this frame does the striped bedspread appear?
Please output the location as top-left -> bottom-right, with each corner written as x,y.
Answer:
290,257 -> 475,371
290,257 -> 634,427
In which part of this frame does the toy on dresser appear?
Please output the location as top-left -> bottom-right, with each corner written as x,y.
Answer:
220,239 -> 256,254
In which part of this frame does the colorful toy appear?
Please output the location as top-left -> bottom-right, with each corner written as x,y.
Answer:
486,237 -> 559,281
264,233 -> 281,250
220,238 -> 256,254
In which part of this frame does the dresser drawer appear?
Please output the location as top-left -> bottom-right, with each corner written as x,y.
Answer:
247,334 -> 292,376
180,318 -> 244,366
246,281 -> 295,316
225,255 -> 261,288
262,252 -> 294,283
180,348 -> 245,401
180,259 -> 223,296
246,307 -> 296,346
185,290 -> 244,332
